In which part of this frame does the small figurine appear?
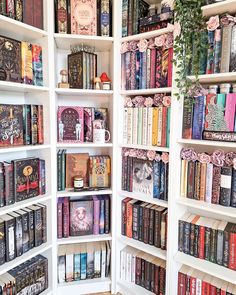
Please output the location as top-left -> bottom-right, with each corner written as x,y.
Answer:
100,72 -> 111,90
94,77 -> 101,90
58,69 -> 69,88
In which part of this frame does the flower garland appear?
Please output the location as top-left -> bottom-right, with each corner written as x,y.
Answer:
122,148 -> 169,164
124,94 -> 172,108
181,148 -> 236,169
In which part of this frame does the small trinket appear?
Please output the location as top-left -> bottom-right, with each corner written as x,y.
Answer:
58,69 -> 69,88
74,176 -> 84,191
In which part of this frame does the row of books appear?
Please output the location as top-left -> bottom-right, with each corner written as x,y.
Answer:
0,203 -> 47,265
0,157 -> 46,207
0,0 -> 43,29
121,34 -> 173,90
181,148 -> 236,208
68,48 -> 97,89
57,196 -> 110,238
178,265 -> 236,295
58,242 -> 111,283
0,255 -> 48,295
0,104 -> 44,147
178,213 -> 236,270
0,36 -> 43,86
57,151 -> 111,191
189,14 -> 236,75
182,89 -> 236,142
122,198 -> 168,250
123,105 -> 171,148
120,246 -> 166,294
121,148 -> 169,200
57,106 -> 109,143
55,0 -> 112,36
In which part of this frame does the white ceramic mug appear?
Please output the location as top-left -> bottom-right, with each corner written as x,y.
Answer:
93,129 -> 111,144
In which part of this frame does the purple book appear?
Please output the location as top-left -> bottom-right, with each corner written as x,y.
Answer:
84,107 -> 94,142
93,196 -> 100,235
192,96 -> 205,140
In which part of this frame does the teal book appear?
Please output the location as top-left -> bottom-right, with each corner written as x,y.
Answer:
166,107 -> 171,148
80,252 -> 87,280
216,93 -> 226,110
74,253 -> 81,281
61,149 -> 66,191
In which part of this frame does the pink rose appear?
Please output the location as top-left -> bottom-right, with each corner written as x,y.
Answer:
136,149 -> 147,160
161,152 -> 169,164
163,96 -> 171,107
180,148 -> 197,162
211,149 -> 225,167
144,97 -> 153,107
137,39 -> 148,52
147,150 -> 156,161
155,154 -> 161,162
207,15 -> 220,31
225,152 -> 236,167
155,34 -> 166,47
233,158 -> 236,170
129,41 -> 138,52
123,148 -> 129,157
129,149 -> 137,157
164,33 -> 173,49
132,96 -> 145,107
154,93 -> 164,106
148,38 -> 156,49
198,153 -> 211,164
124,97 -> 133,107
120,42 -> 130,54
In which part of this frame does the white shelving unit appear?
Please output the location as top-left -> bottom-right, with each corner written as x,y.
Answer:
1,0 -> 236,294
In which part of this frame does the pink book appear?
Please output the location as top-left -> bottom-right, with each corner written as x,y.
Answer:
224,93 -> 236,131
150,48 -> 157,89
71,0 -> 97,35
58,106 -> 84,143
93,196 -> 100,235
63,197 -> 70,238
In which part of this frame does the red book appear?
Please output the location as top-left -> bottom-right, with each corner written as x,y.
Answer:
159,265 -> 166,295
37,105 -> 44,144
126,199 -> 135,238
204,94 -> 216,130
121,197 -> 131,236
57,198 -> 63,239
210,285 -> 217,295
190,276 -> 196,295
63,197 -> 70,238
33,0 -> 43,29
199,219 -> 205,259
154,264 -> 159,294
167,47 -> 173,87
229,224 -> 236,270
202,280 -> 210,295
150,48 -> 157,88
178,271 -> 186,295
23,0 -> 34,26
161,107 -> 167,147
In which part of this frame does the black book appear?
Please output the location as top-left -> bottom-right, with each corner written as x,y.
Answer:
22,207 -> 35,249
148,205 -> 155,245
28,205 -> 42,247
16,209 -> 29,254
0,163 -> 4,207
1,214 -> 15,261
104,195 -> 110,234
8,212 -> 23,257
220,167 -> 232,207
37,203 -> 47,244
231,168 -> 236,207
138,202 -> 148,242
132,201 -> 142,240
0,218 -> 5,265
154,206 -> 166,248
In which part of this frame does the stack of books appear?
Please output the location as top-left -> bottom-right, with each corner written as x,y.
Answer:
120,246 -> 166,294
121,33 -> 173,90
180,147 -> 236,207
179,213 -> 236,270
122,198 -> 167,250
121,148 -> 169,200
57,196 -> 110,238
58,241 -> 111,283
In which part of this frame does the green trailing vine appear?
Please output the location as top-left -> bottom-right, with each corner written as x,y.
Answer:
173,0 -> 206,100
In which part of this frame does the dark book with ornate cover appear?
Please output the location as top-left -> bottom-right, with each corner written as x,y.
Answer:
143,204 -> 151,244
187,161 -> 195,199
193,162 -> 201,200
57,0 -> 68,33
28,205 -> 42,247
182,98 -> 193,139
32,45 -> 43,86
192,96 -> 205,140
0,1 -> 6,15
0,219 -> 5,265
100,0 -> 111,37
13,157 -> 39,202
33,0 -> 43,29
2,214 -> 15,261
23,105 -> 31,145
31,105 -> 38,145
15,0 -> 23,22
219,167 -> 232,207
37,203 -> 47,243
0,36 -> 21,83
121,197 -> 131,236
57,198 -> 63,239
154,206 -> 166,248
16,209 -> 29,254
39,159 -> 46,195
0,163 -> 4,207
231,168 -> 236,207
23,0 -> 34,26
4,162 -> 14,206
70,200 -> 93,236
0,105 -> 24,147
63,197 -> 70,238
148,205 -> 155,245
132,200 -> 141,240
9,212 -> 23,257
104,195 -> 110,234
23,207 -> 35,249
203,131 -> 236,142
6,0 -> 15,18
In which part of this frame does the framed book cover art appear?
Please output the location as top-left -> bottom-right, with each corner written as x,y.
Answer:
70,200 -> 93,236
71,0 -> 97,36
132,158 -> 153,197
0,105 -> 24,147
58,106 -> 84,143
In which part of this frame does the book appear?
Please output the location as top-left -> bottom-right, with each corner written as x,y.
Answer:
57,0 -> 68,33
21,42 -> 33,84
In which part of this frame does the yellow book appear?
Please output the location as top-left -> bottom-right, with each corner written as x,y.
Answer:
21,41 -> 33,84
152,108 -> 158,146
180,159 -> 188,198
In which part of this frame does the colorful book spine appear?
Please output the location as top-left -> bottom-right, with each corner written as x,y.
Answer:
219,167 -> 232,207
206,30 -> 215,74
57,0 -> 68,33
231,168 -> 236,207
182,97 -> 193,139
152,108 -> 158,146
93,196 -> 100,235
63,197 -> 70,238
141,51 -> 147,89
153,160 -> 161,199
213,28 -> 222,73
101,0 -> 110,37
230,24 -> 236,72
224,93 -> 236,131
146,48 -> 151,89
167,47 -> 173,87
212,165 -> 221,204
192,96 -> 205,140
32,45 -> 43,86
155,48 -> 162,88
157,107 -> 163,146
21,42 -> 33,84
161,49 -> 169,87
147,108 -> 153,146
166,107 -> 171,148
130,51 -> 136,90
220,25 -> 233,73
199,30 -> 208,75
150,48 -> 157,88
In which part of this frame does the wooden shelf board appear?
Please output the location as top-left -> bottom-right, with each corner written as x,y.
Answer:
120,87 -> 172,96
55,88 -> 113,96
57,189 -> 113,198
177,198 -> 236,219
120,144 -> 169,152
187,72 -> 236,83
119,191 -> 168,208
0,195 -> 51,217
202,0 -> 236,18
0,15 -> 48,41
175,252 -> 236,285
54,34 -> 114,51
0,81 -> 49,93
0,243 -> 52,276
0,144 -> 51,154
57,234 -> 112,245
117,280 -> 154,295
56,143 -> 113,148
57,278 -> 111,295
119,235 -> 167,260
121,26 -> 174,42
178,138 -> 236,148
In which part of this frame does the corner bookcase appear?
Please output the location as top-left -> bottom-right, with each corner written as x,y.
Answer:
0,0 -> 236,294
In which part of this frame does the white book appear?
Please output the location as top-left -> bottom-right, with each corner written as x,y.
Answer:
157,107 -> 163,146
94,243 -> 101,278
195,270 -> 203,295
137,108 -> 143,145
132,108 -> 138,145
127,108 -> 133,144
120,249 -> 126,280
123,107 -> 128,144
58,247 -> 66,283
205,162 -> 213,203
65,251 -> 74,282
126,251 -> 132,282
142,107 -> 148,146
101,242 -> 107,278
105,241 -> 111,277
147,107 -> 153,146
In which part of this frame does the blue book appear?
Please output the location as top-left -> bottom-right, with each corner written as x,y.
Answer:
74,253 -> 81,281
80,252 -> 87,280
99,196 -> 105,234
160,161 -> 165,200
135,51 -> 141,89
139,52 -> 143,89
141,51 -> 147,89
153,160 -> 161,199
192,96 -> 205,139
122,0 -> 129,37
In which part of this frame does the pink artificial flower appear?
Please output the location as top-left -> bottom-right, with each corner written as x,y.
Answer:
153,93 -> 164,106
164,33 -> 174,49
155,34 -> 166,47
207,15 -> 220,31
180,148 -> 197,161
225,152 -> 236,167
163,96 -> 171,107
129,41 -> 138,52
147,150 -> 156,161
120,42 -> 130,54
137,39 -> 148,52
211,149 -> 225,167
124,96 -> 133,107
198,153 -> 211,164
144,97 -> 153,107
129,149 -> 137,157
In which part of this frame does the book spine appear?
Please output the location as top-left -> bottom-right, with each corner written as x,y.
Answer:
178,219 -> 184,252
194,223 -> 199,257
123,108 -> 128,144
127,0 -> 133,36
167,47 -> 173,87
132,108 -> 138,145
216,229 -> 224,265
126,201 -> 133,238
189,223 -> 195,256
154,265 -> 159,294
93,198 -> 100,235
39,159 -> 46,195
63,198 -> 69,238
150,48 -> 156,88
21,42 -> 33,84
152,107 -> 158,146
230,24 -> 236,72
213,28 -> 222,73
33,0 -> 43,29
182,97 -> 193,139
199,30 -> 208,74
37,105 -> 44,144
5,219 -> 15,261
187,161 -> 195,199
183,220 -> 190,254
206,30 -> 215,74
40,205 -> 47,243
147,107 -> 153,146
32,45 -> 43,86
153,160 -> 161,199
155,48 -> 162,88
137,108 -> 143,145
135,256 -> 142,285
200,163 -> 207,201
210,228 -> 217,263
99,198 -> 105,234
138,205 -> 144,242
57,199 -> 63,239
167,108 -> 170,145
205,162 -> 213,203
219,166 -> 232,207
224,93 -> 236,132
161,49 -> 169,87
161,107 -> 167,147
132,204 -> 139,240
146,48 -> 151,89
229,231 -> 236,270
31,105 -> 38,144
127,108 -> 133,144
0,164 -> 4,207
130,51 -> 136,90
194,162 -> 201,200
192,96 -> 205,140
34,208 -> 42,247
203,130 -> 236,142
141,51 -> 147,89
15,0 -> 23,21
61,150 -> 66,191
0,222 -> 5,265
223,230 -> 230,268
231,168 -> 236,207
23,104 -> 31,145
199,225 -> 205,259
6,0 -> 15,18
157,107 -> 163,146
135,51 -> 140,89
4,163 -> 14,205
220,25 -> 233,73
57,0 -> 68,33
143,206 -> 150,244
142,107 -> 148,145
205,93 -> 216,130
104,196 -> 110,234
0,0 -> 6,15
212,165 -> 221,204
100,0 -> 110,37
205,227 -> 211,261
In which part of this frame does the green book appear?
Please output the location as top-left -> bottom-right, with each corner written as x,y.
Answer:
166,107 -> 171,148
61,149 -> 66,191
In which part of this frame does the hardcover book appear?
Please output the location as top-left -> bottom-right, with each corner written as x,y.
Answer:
70,200 -> 93,236
21,42 -> 33,84
57,0 -> 68,33
84,107 -> 94,142
32,45 -> 43,86
58,106 -> 84,142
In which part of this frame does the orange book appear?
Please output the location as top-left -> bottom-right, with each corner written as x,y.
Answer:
126,199 -> 137,238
